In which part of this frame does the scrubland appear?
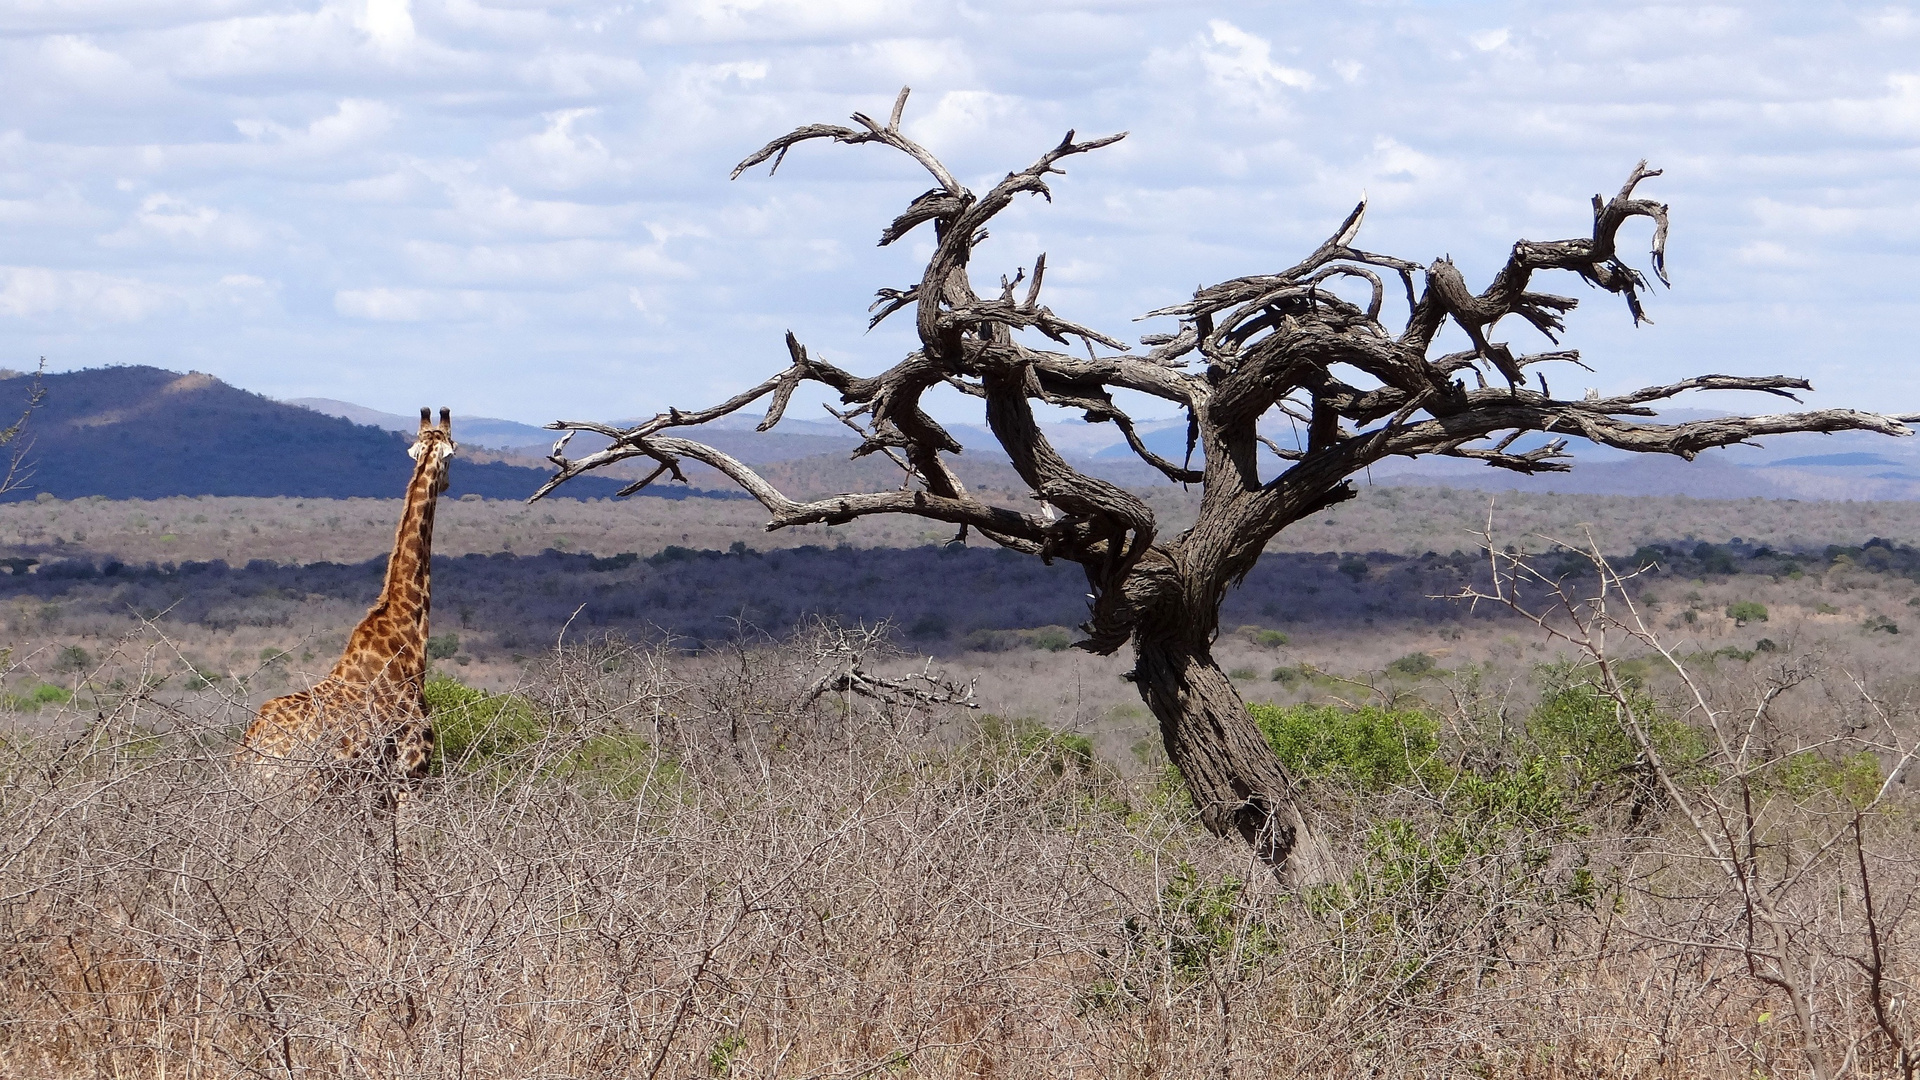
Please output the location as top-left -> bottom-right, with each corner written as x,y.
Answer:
5,490 -> 1920,1075
3,606 -> 1917,1077
11,485 -> 1920,567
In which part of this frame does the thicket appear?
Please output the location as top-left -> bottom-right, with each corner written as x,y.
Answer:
2,613 -> 1915,1077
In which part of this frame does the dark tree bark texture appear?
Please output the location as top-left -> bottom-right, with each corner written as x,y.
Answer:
538,89 -> 1919,885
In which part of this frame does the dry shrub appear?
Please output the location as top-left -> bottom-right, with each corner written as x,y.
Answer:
2,621 -> 1916,1078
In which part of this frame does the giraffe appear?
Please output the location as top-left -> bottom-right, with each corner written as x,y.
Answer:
236,408 -> 454,804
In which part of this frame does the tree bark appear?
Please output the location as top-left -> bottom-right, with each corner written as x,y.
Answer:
1134,635 -> 1330,886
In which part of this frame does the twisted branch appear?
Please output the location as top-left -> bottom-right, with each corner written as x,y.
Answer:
541,96 -> 1916,661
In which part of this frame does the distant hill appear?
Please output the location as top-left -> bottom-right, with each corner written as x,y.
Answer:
134,374 -> 1920,504
287,397 -> 555,451
0,367 -> 701,502
292,396 -> 875,465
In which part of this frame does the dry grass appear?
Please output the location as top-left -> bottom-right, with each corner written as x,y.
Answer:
4,616 -> 1918,1078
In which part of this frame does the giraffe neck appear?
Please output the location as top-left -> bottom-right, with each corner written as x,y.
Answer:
333,451 -> 442,686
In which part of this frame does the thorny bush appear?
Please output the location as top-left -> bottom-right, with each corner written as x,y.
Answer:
2,616 -> 1919,1077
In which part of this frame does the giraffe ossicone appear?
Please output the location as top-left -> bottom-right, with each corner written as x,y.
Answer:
236,407 -> 454,804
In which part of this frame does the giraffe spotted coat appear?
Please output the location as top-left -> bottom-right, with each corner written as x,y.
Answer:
236,408 -> 453,801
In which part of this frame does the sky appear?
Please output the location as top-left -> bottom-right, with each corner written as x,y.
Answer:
1,0 -> 1917,428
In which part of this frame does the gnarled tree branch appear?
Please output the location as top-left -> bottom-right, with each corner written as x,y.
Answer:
541,92 -> 1915,884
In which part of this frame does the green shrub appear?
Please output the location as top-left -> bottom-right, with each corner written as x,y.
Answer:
1086,862 -> 1280,1010
647,545 -> 708,567
1724,600 -> 1768,625
53,645 -> 92,673
1157,863 -> 1278,979
1525,667 -> 1706,788
1763,751 -> 1881,809
1692,543 -> 1738,575
1248,702 -> 1438,791
1547,551 -> 1590,579
5,683 -> 72,710
1385,652 -> 1436,677
709,1033 -> 746,1077
1629,545 -> 1667,571
1023,626 -> 1073,652
426,633 -> 460,660
1447,755 -> 1570,830
1268,663 -> 1314,686
424,674 -> 543,774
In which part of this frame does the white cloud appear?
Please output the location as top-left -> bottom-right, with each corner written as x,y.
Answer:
0,1 -> 256,35
400,239 -> 690,286
355,0 -> 413,50
235,98 -> 398,155
134,193 -> 220,239
1824,73 -> 1920,137
495,109 -> 622,191
334,286 -> 495,322
1199,20 -> 1314,97
94,192 -> 268,251
1736,240 -> 1794,266
514,50 -> 648,98
0,266 -> 184,321
0,1 -> 1916,421
425,180 -> 647,241
641,0 -> 904,43
0,187 -> 110,229
911,90 -> 1038,158
35,34 -> 164,100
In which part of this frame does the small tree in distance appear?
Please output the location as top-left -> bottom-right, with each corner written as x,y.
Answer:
537,89 -> 1918,884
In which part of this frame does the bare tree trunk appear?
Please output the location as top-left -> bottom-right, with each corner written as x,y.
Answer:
1134,636 -> 1329,886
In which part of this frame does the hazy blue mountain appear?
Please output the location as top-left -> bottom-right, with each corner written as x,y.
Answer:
31,368 -> 1915,504
287,397 -> 553,451
0,367 -> 703,502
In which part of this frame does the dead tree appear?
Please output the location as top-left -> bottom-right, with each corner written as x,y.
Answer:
536,89 -> 1919,884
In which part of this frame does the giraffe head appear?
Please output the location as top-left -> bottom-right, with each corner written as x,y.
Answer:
407,407 -> 455,495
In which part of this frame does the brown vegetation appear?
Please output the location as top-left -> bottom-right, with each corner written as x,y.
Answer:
3,586 -> 1917,1077
6,493 -> 1920,1074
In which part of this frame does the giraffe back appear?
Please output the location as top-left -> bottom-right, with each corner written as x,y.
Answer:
237,676 -> 435,799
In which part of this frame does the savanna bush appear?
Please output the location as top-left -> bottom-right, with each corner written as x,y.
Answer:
3,625 -> 1913,1077
1249,702 -> 1439,790
1525,663 -> 1707,791
424,672 -> 542,773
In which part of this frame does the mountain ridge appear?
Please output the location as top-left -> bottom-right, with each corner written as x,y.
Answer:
0,367 -> 679,502
12,366 -> 1920,503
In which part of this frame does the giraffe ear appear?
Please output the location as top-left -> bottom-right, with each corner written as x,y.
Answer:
439,407 -> 451,434
417,407 -> 432,436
